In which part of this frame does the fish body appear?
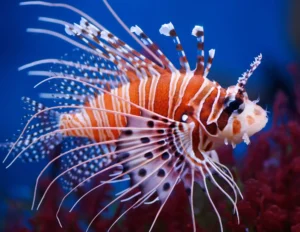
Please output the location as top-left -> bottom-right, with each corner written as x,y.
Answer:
60,73 -> 209,146
60,70 -> 266,156
3,1 -> 268,231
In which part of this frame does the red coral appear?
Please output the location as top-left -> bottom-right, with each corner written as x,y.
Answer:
256,205 -> 288,232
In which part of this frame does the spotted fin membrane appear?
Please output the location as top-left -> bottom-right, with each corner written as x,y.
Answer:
3,97 -> 62,163
59,137 -> 114,191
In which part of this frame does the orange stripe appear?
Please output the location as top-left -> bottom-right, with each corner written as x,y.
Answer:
153,71 -> 172,117
209,88 -> 226,122
174,74 -> 204,121
200,88 -> 218,135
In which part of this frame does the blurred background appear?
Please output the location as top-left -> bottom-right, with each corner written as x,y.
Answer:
0,0 -> 299,231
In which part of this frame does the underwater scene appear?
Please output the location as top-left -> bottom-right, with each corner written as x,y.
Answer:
1,0 -> 300,231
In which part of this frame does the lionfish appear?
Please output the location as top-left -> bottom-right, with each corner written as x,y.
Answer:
3,1 -> 268,231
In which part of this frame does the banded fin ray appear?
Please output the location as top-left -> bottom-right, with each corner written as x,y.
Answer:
116,108 -> 194,204
55,109 -> 194,230
159,22 -> 191,72
53,129 -> 180,227
106,160 -> 180,231
26,48 -> 129,106
130,25 -> 177,72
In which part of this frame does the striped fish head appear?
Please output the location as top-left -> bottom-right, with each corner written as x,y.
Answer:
219,86 -> 268,146
216,54 -> 267,147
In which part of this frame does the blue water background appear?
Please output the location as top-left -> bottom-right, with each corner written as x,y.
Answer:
0,0 -> 296,228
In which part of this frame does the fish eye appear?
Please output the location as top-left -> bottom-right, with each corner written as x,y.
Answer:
181,113 -> 189,122
224,96 -> 245,114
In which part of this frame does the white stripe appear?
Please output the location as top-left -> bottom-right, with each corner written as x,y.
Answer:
111,88 -> 121,128
69,113 -> 87,137
101,177 -> 130,184
98,93 -> 115,140
207,85 -> 221,124
172,71 -> 194,118
195,86 -> 215,119
167,70 -> 180,118
80,109 -> 94,138
148,66 -> 161,111
91,96 -> 105,141
138,69 -> 148,108
144,197 -> 159,205
120,84 -> 127,116
121,191 -> 141,202
198,127 -> 204,151
194,86 -> 220,137
125,82 -> 131,113
188,78 -> 208,104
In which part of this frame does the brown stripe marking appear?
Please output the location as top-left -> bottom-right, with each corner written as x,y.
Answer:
176,44 -> 183,51
217,110 -> 230,131
177,75 -> 206,121
128,79 -> 141,116
169,73 -> 185,119
204,141 -> 213,151
246,115 -> 255,125
202,132 -> 208,146
144,76 -> 152,110
254,108 -> 262,116
169,29 -> 177,37
232,119 -> 241,135
200,88 -> 218,135
209,88 -> 227,122
190,82 -> 212,108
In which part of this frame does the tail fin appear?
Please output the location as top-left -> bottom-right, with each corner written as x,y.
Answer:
3,97 -> 63,165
